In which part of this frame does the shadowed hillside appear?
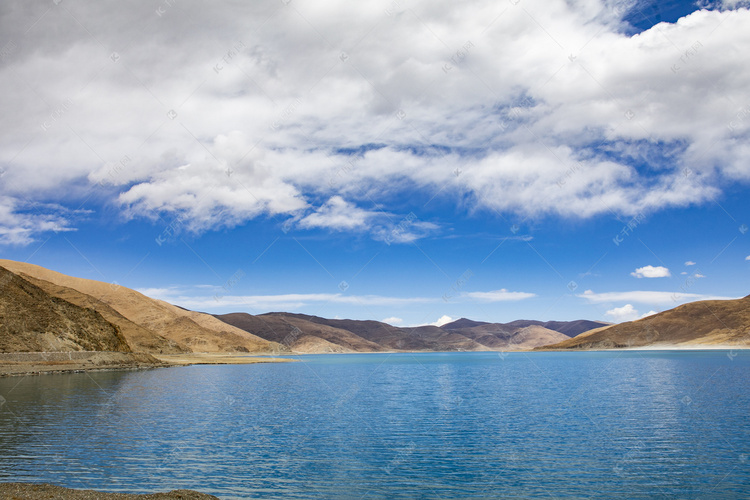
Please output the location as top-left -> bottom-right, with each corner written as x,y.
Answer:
0,259 -> 282,354
0,266 -> 130,353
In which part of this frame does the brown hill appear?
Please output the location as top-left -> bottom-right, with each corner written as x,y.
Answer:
446,322 -> 570,349
540,295 -> 750,350
399,325 -> 492,351
505,319 -> 611,337
277,314 -> 491,351
215,313 -> 385,352
441,318 -> 490,329
0,259 -> 282,354
0,266 -> 130,353
17,273 -> 186,354
215,312 -> 570,353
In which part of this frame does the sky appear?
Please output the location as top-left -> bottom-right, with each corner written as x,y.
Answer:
0,0 -> 748,327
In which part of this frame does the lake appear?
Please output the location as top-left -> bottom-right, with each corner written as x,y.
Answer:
1,351 -> 749,499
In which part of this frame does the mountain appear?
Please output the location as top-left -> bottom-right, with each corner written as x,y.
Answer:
0,265 -> 130,353
0,259 -> 612,355
437,322 -> 570,350
539,295 -> 750,349
0,259 -> 282,354
215,312 -> 572,353
441,317 -> 608,338
441,318 -> 490,330
214,312 -> 385,353
505,319 -> 611,337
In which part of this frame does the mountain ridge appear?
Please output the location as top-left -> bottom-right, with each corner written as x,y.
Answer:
0,259 -> 282,354
0,265 -> 131,353
539,295 -> 750,350
214,312 -> 589,353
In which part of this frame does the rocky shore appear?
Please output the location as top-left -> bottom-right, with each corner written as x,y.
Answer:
0,351 -> 294,377
0,351 -> 172,377
0,483 -> 220,499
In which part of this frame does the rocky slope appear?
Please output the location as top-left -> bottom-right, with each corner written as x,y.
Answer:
539,295 -> 750,349
0,259 -> 282,354
0,266 -> 130,353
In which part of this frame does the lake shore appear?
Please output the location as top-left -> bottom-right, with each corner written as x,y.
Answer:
2,346 -> 744,377
0,351 -> 293,377
0,352 -> 173,378
0,483 -> 219,499
154,352 -> 295,365
533,343 -> 750,352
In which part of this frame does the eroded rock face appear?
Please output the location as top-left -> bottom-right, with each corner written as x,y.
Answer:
0,266 -> 130,353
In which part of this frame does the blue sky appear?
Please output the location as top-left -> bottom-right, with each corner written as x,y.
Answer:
1,0 -> 748,326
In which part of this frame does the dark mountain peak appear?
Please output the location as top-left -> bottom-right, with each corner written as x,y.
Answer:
441,318 -> 490,330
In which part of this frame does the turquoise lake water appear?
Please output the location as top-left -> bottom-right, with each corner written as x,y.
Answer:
1,351 -> 749,499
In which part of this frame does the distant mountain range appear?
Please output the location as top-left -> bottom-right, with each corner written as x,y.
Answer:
214,312 -> 608,353
2,259 -> 747,356
539,294 -> 750,350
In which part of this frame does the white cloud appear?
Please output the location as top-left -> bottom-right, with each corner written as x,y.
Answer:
176,293 -> 434,310
295,196 -> 440,242
140,285 -> 536,311
462,289 -> 537,302
631,265 -> 671,278
640,310 -> 659,318
685,261 -> 697,266
605,304 -> 640,322
579,290 -> 738,305
382,317 -> 403,325
0,197 -> 78,245
298,196 -> 374,232
694,273 -> 706,278
1,3 -> 749,239
431,315 -> 455,327
746,255 -> 750,261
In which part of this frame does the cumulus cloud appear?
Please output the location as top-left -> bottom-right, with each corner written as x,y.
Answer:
1,2 -> 750,240
295,196 -> 440,242
382,317 -> 403,325
298,196 -> 374,231
430,315 -> 455,327
605,304 -> 640,322
685,261 -> 697,266
640,310 -> 659,318
631,265 -> 671,278
746,255 -> 750,260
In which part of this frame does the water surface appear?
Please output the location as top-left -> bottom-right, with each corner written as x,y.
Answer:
1,351 -> 749,498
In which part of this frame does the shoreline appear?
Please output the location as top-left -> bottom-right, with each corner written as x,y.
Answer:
0,351 -> 293,378
275,345 -> 750,356
0,483 -> 219,499
3,346 -> 747,377
154,352 -> 295,366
